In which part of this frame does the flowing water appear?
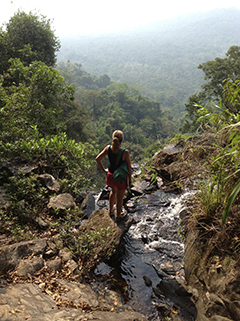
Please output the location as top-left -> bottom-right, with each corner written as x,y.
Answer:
92,188 -> 195,320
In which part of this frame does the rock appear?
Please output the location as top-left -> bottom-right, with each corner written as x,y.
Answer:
152,148 -> 180,167
209,316 -> 233,321
131,180 -> 148,195
46,258 -> 62,271
124,196 -> 140,213
36,217 -> 49,230
44,249 -> 57,259
0,238 -> 47,272
167,162 -> 190,182
143,184 -> 157,194
98,288 -> 123,307
48,193 -> 76,210
98,186 -> 111,201
143,276 -> 152,287
184,225 -> 240,320
141,234 -> 149,244
80,191 -> 97,217
59,279 -> 100,308
154,279 -> 197,320
44,240 -> 59,259
0,282 -> 148,321
159,263 -> 179,276
0,159 -> 36,182
66,259 -> 78,273
16,256 -> 44,276
18,164 -> 38,175
156,302 -> 172,317
78,209 -> 122,268
59,248 -> 72,262
37,174 -> 61,192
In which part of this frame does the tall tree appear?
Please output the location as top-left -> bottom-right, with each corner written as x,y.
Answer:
183,46 -> 240,131
0,11 -> 60,74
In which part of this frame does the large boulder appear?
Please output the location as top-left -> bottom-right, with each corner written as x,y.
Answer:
0,238 -> 47,272
78,209 -> 122,268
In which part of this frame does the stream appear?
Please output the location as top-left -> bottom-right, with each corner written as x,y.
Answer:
90,186 -> 197,320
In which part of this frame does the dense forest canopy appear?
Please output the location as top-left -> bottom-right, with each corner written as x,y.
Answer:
57,61 -> 174,160
0,9 -> 240,181
58,8 -> 240,120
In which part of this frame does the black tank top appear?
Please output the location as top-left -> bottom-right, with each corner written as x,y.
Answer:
108,146 -> 124,173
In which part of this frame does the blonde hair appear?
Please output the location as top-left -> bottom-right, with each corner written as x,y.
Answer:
112,130 -> 124,149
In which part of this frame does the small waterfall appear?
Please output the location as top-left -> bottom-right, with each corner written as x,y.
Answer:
92,188 -> 196,320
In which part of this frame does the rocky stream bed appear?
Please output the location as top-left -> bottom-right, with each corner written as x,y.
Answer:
1,143 -> 240,320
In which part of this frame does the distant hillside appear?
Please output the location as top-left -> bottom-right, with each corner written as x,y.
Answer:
57,8 -> 240,115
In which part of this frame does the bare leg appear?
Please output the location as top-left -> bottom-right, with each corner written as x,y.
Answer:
109,186 -> 117,214
116,188 -> 125,219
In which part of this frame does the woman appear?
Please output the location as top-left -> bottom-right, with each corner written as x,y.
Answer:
95,130 -> 132,221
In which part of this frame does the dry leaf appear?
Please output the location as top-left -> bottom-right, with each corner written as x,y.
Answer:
45,289 -> 53,295
172,310 -> 178,314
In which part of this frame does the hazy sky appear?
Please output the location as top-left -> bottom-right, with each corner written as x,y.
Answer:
1,0 -> 240,36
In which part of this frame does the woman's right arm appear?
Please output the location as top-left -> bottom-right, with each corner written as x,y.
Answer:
95,146 -> 109,174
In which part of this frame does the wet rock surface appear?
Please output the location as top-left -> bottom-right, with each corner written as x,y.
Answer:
94,181 -> 197,320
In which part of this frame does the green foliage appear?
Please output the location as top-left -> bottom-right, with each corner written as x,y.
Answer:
169,133 -> 190,144
196,178 -> 222,217
222,177 -> 240,225
0,59 -> 97,193
194,80 -> 240,225
57,62 -> 111,90
59,222 -> 113,261
0,11 -> 110,261
57,63 -> 175,162
223,79 -> 240,112
183,46 -> 240,132
1,173 -> 48,241
0,10 -> 60,73
0,59 -> 74,145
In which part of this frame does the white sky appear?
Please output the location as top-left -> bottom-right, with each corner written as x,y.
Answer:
1,0 -> 240,37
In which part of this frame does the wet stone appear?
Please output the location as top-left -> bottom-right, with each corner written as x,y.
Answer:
143,276 -> 152,287
141,234 -> 149,244
145,216 -> 154,222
